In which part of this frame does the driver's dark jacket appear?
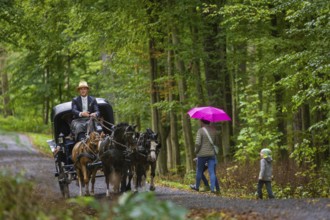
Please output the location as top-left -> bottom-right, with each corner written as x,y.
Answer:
71,96 -> 100,119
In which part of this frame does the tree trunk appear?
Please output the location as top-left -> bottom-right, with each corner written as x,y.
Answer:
43,67 -> 50,125
270,7 -> 289,160
172,27 -> 195,172
189,22 -> 205,104
202,9 -> 231,161
148,39 -> 167,174
233,44 -> 247,134
0,48 -> 12,117
167,43 -> 181,171
274,72 -> 288,159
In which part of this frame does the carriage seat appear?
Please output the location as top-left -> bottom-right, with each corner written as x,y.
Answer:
59,113 -> 74,140
64,139 -> 75,165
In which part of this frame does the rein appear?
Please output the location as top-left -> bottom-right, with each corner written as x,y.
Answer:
110,125 -> 136,150
94,118 -> 114,133
111,139 -> 131,149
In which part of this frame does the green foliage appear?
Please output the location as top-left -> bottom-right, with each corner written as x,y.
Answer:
70,192 -> 188,220
1,0 -> 330,189
287,162 -> 330,198
183,169 -> 197,185
235,93 -> 281,162
318,163 -> 330,197
290,138 -> 316,165
220,163 -> 258,199
0,171 -> 40,220
0,171 -> 75,220
0,115 -> 49,133
113,192 -> 187,220
0,170 -> 188,219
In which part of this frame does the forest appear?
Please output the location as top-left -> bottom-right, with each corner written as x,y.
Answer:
0,0 -> 329,198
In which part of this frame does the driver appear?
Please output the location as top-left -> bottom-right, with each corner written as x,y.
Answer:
71,81 -> 100,141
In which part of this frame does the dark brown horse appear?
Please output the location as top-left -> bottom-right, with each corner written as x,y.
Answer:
99,123 -> 137,197
71,131 -> 101,196
132,128 -> 160,191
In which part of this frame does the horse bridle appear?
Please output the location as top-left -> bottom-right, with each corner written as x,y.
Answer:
136,132 -> 158,155
123,127 -> 136,147
108,125 -> 136,150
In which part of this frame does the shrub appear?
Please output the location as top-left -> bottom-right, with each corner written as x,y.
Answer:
0,116 -> 50,133
71,192 -> 187,220
0,171 -> 65,220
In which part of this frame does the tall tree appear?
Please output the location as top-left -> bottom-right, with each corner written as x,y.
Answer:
0,48 -> 12,117
200,1 -> 232,161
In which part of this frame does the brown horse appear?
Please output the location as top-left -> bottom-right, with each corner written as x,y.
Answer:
72,131 -> 101,196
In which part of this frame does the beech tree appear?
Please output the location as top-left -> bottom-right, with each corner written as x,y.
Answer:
0,0 -> 329,179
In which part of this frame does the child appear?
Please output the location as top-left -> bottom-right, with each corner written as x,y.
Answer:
257,148 -> 275,199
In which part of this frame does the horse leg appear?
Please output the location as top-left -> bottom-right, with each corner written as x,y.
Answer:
132,170 -> 138,192
135,164 -> 142,191
90,168 -> 97,196
104,166 -> 112,197
126,167 -> 133,192
141,164 -> 148,191
111,171 -> 120,193
105,173 -> 110,197
149,163 -> 156,191
82,166 -> 90,196
120,165 -> 130,192
120,173 -> 127,193
141,174 -> 147,192
77,169 -> 84,196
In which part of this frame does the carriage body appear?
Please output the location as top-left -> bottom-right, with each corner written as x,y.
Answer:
47,98 -> 114,198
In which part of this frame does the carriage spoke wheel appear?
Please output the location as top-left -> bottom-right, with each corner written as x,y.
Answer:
56,162 -> 70,198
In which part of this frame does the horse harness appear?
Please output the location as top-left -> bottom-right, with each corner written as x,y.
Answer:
110,125 -> 136,150
75,134 -> 100,164
136,133 -> 159,159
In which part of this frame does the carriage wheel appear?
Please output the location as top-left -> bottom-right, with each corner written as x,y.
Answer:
56,162 -> 70,198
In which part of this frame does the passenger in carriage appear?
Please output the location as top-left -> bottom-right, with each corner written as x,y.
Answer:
70,81 -> 100,141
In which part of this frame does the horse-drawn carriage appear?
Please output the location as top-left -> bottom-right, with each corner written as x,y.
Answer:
47,98 -> 161,198
47,98 -> 114,198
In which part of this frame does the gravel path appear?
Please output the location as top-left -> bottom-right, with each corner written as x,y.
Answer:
0,131 -> 329,219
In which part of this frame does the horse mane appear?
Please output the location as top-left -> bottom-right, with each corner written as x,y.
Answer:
113,122 -> 129,136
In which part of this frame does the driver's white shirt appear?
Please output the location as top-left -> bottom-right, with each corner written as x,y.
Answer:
81,96 -> 88,112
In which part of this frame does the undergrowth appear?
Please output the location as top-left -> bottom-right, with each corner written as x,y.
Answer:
158,159 -> 330,199
0,171 -> 188,220
0,116 -> 50,134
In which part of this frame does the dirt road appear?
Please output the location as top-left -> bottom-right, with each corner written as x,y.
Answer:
0,132 -> 329,219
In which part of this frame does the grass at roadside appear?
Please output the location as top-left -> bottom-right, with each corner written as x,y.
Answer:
26,132 -> 52,157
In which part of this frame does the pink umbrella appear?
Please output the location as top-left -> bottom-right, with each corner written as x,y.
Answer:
187,106 -> 231,122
